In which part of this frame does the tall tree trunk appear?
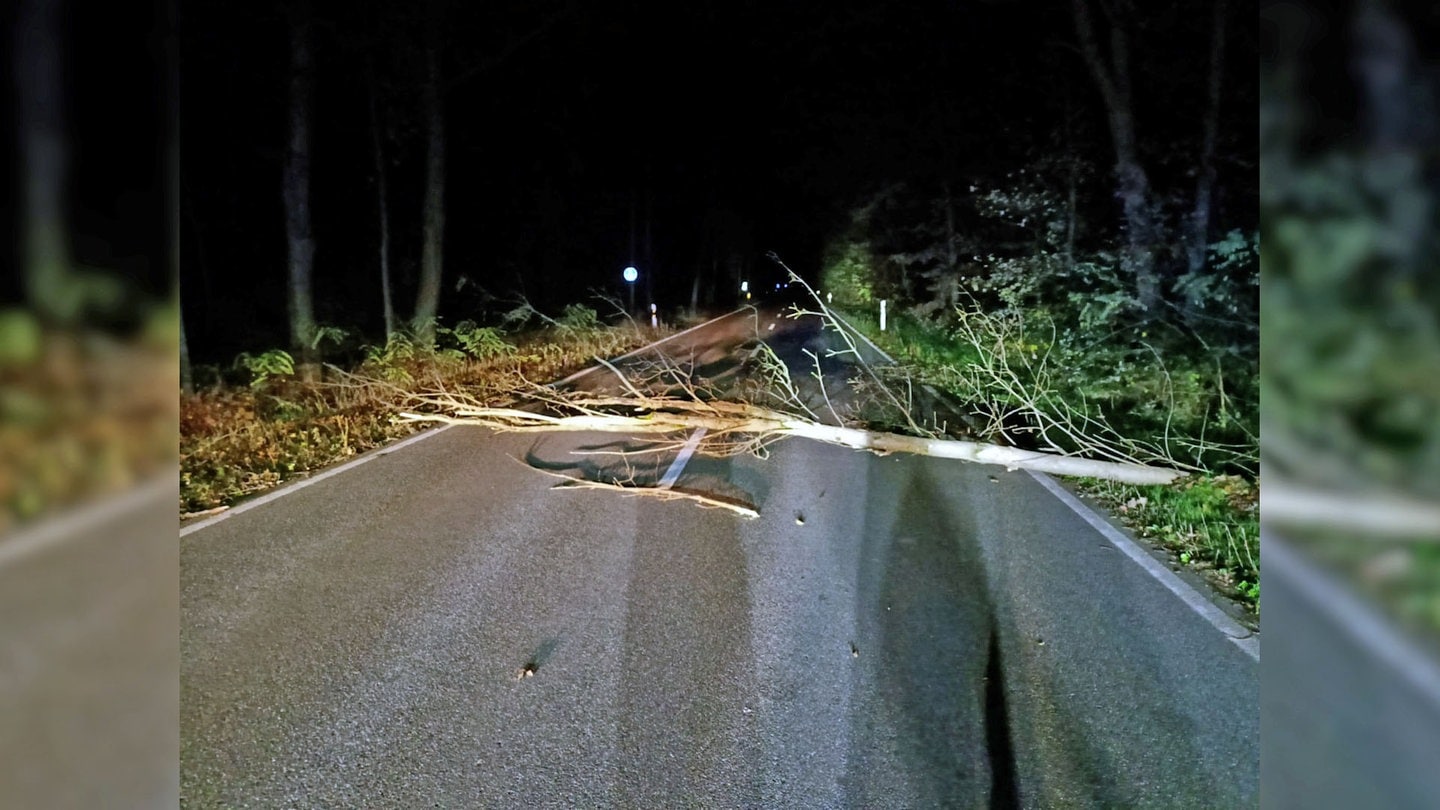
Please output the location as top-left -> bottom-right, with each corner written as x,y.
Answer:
1184,0 -> 1227,287
1065,171 -> 1079,273
942,181 -> 960,309
1062,87 -> 1079,276
168,0 -> 192,393
367,69 -> 397,340
1071,0 -> 1162,314
414,9 -> 446,347
283,0 -> 318,376
15,0 -> 74,322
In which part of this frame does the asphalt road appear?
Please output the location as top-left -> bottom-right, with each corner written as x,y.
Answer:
181,307 -> 1259,807
1,476 -> 179,809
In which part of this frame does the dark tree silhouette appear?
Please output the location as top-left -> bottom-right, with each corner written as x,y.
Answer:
1070,0 -> 1164,313
413,0 -> 447,346
283,0 -> 319,374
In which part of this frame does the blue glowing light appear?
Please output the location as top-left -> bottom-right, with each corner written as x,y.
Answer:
623,266 -> 638,283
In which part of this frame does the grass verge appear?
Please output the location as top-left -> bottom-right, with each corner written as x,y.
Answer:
833,305 -> 1261,616
1,324 -> 178,533
180,323 -> 667,516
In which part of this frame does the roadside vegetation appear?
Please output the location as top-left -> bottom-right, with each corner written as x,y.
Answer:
1258,2 -> 1440,640
817,174 -> 1260,613
180,305 -> 666,515
833,293 -> 1260,614
0,305 -> 179,533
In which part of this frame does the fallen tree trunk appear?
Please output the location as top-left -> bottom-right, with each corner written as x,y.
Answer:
398,398 -> 1185,486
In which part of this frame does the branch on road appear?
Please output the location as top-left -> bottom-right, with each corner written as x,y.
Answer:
531,464 -> 761,518
398,385 -> 1185,485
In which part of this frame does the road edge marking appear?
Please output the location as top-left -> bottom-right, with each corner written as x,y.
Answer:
182,310 -> 751,538
180,425 -> 455,538
1264,529 -> 1440,708
824,306 -> 896,364
658,429 -> 708,490
1027,469 -> 1260,661
825,307 -> 1258,659
2,473 -> 176,568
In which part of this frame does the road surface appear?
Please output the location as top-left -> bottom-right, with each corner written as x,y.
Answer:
181,307 -> 1259,807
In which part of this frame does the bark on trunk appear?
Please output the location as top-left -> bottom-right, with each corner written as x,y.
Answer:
1183,0 -> 1227,289
168,0 -> 191,393
367,71 -> 397,339
414,16 -> 446,346
942,181 -> 960,309
399,403 -> 1184,486
283,0 -> 318,376
15,0 -> 73,321
1071,0 -> 1162,314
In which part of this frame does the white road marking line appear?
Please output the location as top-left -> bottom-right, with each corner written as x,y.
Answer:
180,425 -> 454,538
1,474 -> 174,568
822,307 -> 1258,659
1027,469 -> 1260,661
182,310 -> 754,538
658,429 -> 708,490
1264,530 -> 1440,707
825,306 -> 896,363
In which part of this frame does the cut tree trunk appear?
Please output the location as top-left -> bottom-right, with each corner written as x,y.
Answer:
398,401 -> 1185,486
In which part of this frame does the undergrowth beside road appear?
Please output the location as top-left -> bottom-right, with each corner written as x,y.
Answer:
1077,476 -> 1259,609
180,319 -> 666,515
0,312 -> 178,533
836,306 -> 1261,615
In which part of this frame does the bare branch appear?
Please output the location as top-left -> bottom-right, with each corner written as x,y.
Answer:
530,464 -> 760,518
400,386 -> 1186,485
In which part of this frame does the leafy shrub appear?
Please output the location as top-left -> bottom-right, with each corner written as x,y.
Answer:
557,303 -> 600,332
821,239 -> 878,306
233,349 -> 294,388
441,320 -> 515,359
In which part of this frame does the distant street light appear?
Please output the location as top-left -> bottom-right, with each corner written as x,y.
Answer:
623,266 -> 638,314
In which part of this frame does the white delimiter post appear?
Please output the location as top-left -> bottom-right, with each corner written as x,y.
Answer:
880,299 -> 887,331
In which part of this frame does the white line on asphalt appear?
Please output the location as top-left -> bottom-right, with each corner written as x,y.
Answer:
1,474 -> 175,568
824,306 -> 896,363
1027,469 -> 1261,661
550,308 -> 749,386
1264,530 -> 1440,707
824,307 -> 1258,659
182,310 -> 751,538
658,429 -> 708,490
179,425 -> 455,538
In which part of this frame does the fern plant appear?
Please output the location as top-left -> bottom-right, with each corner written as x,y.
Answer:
233,349 -> 295,388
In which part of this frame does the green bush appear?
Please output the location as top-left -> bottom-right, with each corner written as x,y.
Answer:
233,349 -> 294,388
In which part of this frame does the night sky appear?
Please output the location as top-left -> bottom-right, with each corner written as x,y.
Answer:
174,0 -> 1255,362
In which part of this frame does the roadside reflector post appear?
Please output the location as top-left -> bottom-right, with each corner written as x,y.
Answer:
880,299 -> 887,331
